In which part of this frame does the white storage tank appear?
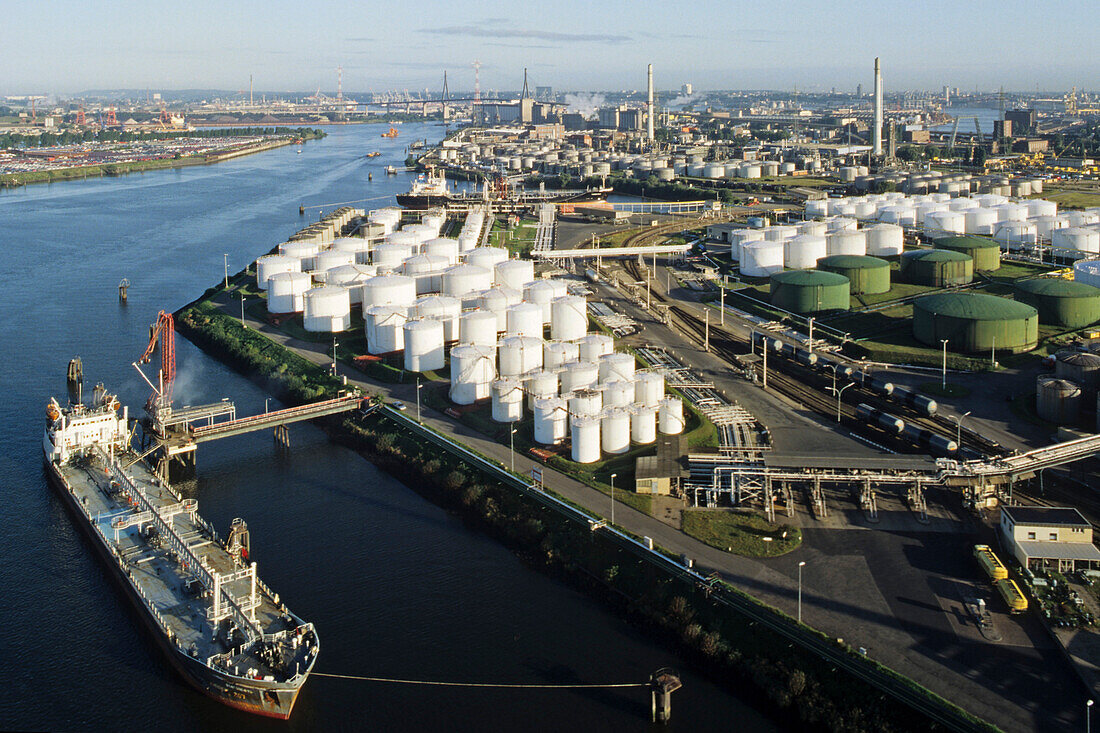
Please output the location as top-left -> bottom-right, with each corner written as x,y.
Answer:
550,295 -> 588,341
740,241 -> 785,277
560,360 -> 600,394
783,235 -> 827,269
478,286 -> 522,331
729,228 -> 766,261
1027,199 -> 1058,218
401,254 -> 450,295
1033,215 -> 1069,242
601,408 -> 631,454
1066,211 -> 1100,228
825,230 -> 868,257
524,369 -> 559,409
524,280 -> 568,323
878,206 -> 917,227
364,305 -> 407,354
332,237 -> 373,265
569,388 -> 604,421
403,318 -> 445,372
413,295 -> 461,341
1053,227 -> 1100,258
963,208 -> 998,235
994,221 -> 1038,251
267,271 -> 312,314
571,416 -> 601,464
544,340 -> 580,369
465,246 -> 509,271
658,397 -> 685,434
372,243 -> 412,269
313,250 -> 356,279
506,302 -> 544,338
442,264 -> 493,298
634,371 -> 665,407
805,199 -> 829,218
764,225 -> 798,242
498,336 -> 544,377
1074,260 -> 1100,288
602,380 -> 635,408
826,216 -> 858,233
450,344 -> 497,405
495,259 -> 536,291
280,241 -> 319,270
534,397 -> 568,445
303,286 -> 351,333
631,404 -> 658,444
798,220 -> 828,237
598,352 -> 636,384
423,238 -> 460,265
865,224 -> 904,257
326,264 -> 377,304
491,379 -> 524,423
459,310 -> 500,346
256,254 -> 301,289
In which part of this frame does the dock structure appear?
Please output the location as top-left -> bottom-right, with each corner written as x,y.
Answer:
190,394 -> 365,443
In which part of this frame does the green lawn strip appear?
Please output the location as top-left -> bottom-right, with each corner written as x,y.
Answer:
682,509 -> 801,557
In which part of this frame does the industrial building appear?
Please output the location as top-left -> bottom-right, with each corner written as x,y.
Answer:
912,292 -> 1039,353
999,506 -> 1100,573
769,269 -> 850,313
1014,279 -> 1100,329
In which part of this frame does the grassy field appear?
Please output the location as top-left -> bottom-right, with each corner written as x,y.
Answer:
1029,183 -> 1100,210
682,509 -> 802,557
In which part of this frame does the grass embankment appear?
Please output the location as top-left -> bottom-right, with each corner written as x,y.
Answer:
1029,183 -> 1100,210
682,510 -> 802,557
175,287 -> 991,733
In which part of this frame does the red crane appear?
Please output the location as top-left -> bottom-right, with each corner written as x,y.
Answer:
137,310 -> 176,411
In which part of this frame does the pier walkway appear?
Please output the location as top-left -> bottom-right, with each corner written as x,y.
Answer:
190,393 -> 364,443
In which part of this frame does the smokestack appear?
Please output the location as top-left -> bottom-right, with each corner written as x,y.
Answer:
647,63 -> 655,144
872,57 -> 883,157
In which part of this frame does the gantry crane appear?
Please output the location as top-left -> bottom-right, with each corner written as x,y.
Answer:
135,310 -> 176,414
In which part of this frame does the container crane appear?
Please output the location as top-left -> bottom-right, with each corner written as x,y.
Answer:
135,310 -> 176,414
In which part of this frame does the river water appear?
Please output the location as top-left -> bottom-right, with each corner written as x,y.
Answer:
0,123 -> 777,731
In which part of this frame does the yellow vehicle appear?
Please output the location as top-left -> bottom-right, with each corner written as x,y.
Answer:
995,578 -> 1028,613
974,544 -> 1009,581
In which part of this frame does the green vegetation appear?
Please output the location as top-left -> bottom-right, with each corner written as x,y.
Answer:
682,510 -> 802,557
0,125 -> 324,150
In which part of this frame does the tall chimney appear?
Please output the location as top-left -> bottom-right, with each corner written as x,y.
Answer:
872,57 -> 883,157
647,63 -> 655,144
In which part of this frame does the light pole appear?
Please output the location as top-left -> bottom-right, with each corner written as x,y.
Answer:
950,410 -> 971,449
223,253 -> 229,288
610,472 -> 617,525
829,381 -> 855,422
416,377 -> 423,424
798,561 -> 806,623
940,339 -> 949,389
240,293 -> 246,328
509,426 -> 516,473
1088,699 -> 1094,733
332,337 -> 338,374
807,317 -> 815,356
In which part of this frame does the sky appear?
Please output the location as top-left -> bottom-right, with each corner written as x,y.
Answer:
5,0 -> 1099,96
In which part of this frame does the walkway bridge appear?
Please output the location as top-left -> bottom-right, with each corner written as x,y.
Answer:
190,393 -> 366,443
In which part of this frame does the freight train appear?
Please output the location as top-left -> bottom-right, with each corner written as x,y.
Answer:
856,404 -> 958,455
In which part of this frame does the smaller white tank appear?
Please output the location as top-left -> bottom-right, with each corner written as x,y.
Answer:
598,352 -> 636,384
634,371 -> 664,407
783,235 -> 827,269
372,243 -> 412,269
449,344 -> 497,405
764,225 -> 797,242
825,216 -> 858,233
442,264 -> 493,298
994,221 -> 1038,251
571,416 -> 601,464
550,295 -> 588,341
524,280 -> 569,323
569,388 -> 604,422
1033,215 -> 1069,241
533,397 -> 568,445
267,271 -> 312,313
740,241 -> 785,277
1053,227 -> 1100,257
459,310 -> 500,346
804,200 -> 829,218
498,336 -> 544,377
1027,199 -> 1058,218
524,369 -> 559,409
465,246 -> 509,271
602,380 -> 635,408
413,295 -> 461,341
495,259 -> 536,291
364,305 -> 407,354
361,274 -> 417,311
491,379 -> 524,423
600,408 -> 631,454
963,208 -> 998,235
256,254 -> 301,289
865,224 -> 904,256
576,333 -> 614,363
506,302 -> 544,338
560,363 -> 600,395
544,340 -> 580,370
826,230 -> 868,256
403,318 -> 445,372
303,286 -> 351,332
798,220 -> 828,237
729,228 -> 765,261
423,238 -> 460,265
658,397 -> 685,434
630,404 -> 658,444
326,264 -> 377,304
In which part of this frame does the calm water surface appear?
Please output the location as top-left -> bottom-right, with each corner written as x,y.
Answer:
0,123 -> 777,732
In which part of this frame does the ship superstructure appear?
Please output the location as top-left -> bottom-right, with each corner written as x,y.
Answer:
43,365 -> 318,718
397,167 -> 609,210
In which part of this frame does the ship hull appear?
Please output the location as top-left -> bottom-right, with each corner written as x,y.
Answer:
44,458 -> 303,719
396,189 -> 609,209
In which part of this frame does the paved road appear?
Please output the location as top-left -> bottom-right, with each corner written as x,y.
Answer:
205,290 -> 1082,732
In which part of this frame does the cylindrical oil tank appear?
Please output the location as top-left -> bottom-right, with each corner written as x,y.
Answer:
1027,199 -> 1058,218
459,310 -> 500,346
631,404 -> 658,444
634,371 -> 665,407
865,224 -> 904,256
770,270 -> 850,313
783,235 -> 827,269
602,380 -> 635,408
1033,215 -> 1069,241
729,228 -> 765,261
799,220 -> 828,237
413,295 -> 461,341
332,237 -> 373,264
560,361 -> 599,394
912,292 -> 1038,353
805,200 -> 829,218
550,296 -> 588,341
878,206 -> 917,227
934,236 -> 1001,271
326,264 -> 377,304
256,254 -> 301,289
569,388 -> 603,421
365,305 -> 407,354
495,259 -> 535,291
403,318 -> 445,372
964,208 -> 999,236
498,336 -> 543,377
740,241 -> 785,277
1036,376 -> 1082,425
303,286 -> 351,332
524,279 -> 568,323
313,249 -> 356,278
491,379 -> 525,423
478,286 -> 523,331
267,271 -> 312,313
817,255 -> 890,295
764,225 -> 798,242
598,352 -> 636,384
995,221 -> 1037,251
524,369 -> 559,409
658,397 -> 685,434
449,344 -> 497,404
1053,227 -> 1100,258
826,216 -> 858,233
601,408 -> 631,454
361,273 -> 417,311
534,397 -> 568,445
506,302 -> 544,338
372,242 -> 412,269
544,340 -> 580,369
1066,211 -> 1100,228
465,246 -> 509,271
442,264 -> 493,298
571,416 -> 601,464
1015,279 -> 1100,329
576,334 -> 614,363
401,254 -> 450,295
1055,351 -> 1100,398
926,210 -> 966,238
900,249 -> 973,286
825,230 -> 867,257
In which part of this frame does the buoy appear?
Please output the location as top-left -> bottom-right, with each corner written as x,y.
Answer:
298,205 -> 305,216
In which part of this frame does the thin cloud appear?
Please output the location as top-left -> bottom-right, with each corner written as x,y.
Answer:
485,42 -> 557,50
344,37 -> 375,42
422,25 -> 630,43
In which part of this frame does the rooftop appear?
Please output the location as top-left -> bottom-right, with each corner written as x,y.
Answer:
1003,505 -> 1091,528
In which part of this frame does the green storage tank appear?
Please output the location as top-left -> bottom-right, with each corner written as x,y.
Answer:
1014,279 -> 1100,329
900,249 -> 974,286
934,235 -> 1001,271
913,292 -> 1038,353
817,255 -> 891,295
770,269 -> 850,313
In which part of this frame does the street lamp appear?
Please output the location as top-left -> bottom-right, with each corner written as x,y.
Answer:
1088,699 -> 1094,733
416,377 -> 423,424
223,253 -> 229,288
610,472 -> 617,525
798,561 -> 807,623
807,317 -> 815,356
940,339 -> 949,389
829,381 -> 855,423
510,426 -> 517,473
331,337 -> 338,375
950,410 -> 971,449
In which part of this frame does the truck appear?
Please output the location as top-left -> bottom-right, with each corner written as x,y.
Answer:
974,544 -> 1009,581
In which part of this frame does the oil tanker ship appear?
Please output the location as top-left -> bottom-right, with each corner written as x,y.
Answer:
397,168 -> 609,210
43,368 -> 318,719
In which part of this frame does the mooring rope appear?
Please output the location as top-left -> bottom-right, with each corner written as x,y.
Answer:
311,672 -> 646,689
300,194 -> 397,211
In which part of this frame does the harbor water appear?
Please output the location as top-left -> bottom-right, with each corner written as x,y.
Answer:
0,123 -> 778,731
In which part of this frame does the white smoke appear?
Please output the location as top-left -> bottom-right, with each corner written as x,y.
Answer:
563,92 -> 607,118
667,93 -> 698,109
170,356 -> 208,407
